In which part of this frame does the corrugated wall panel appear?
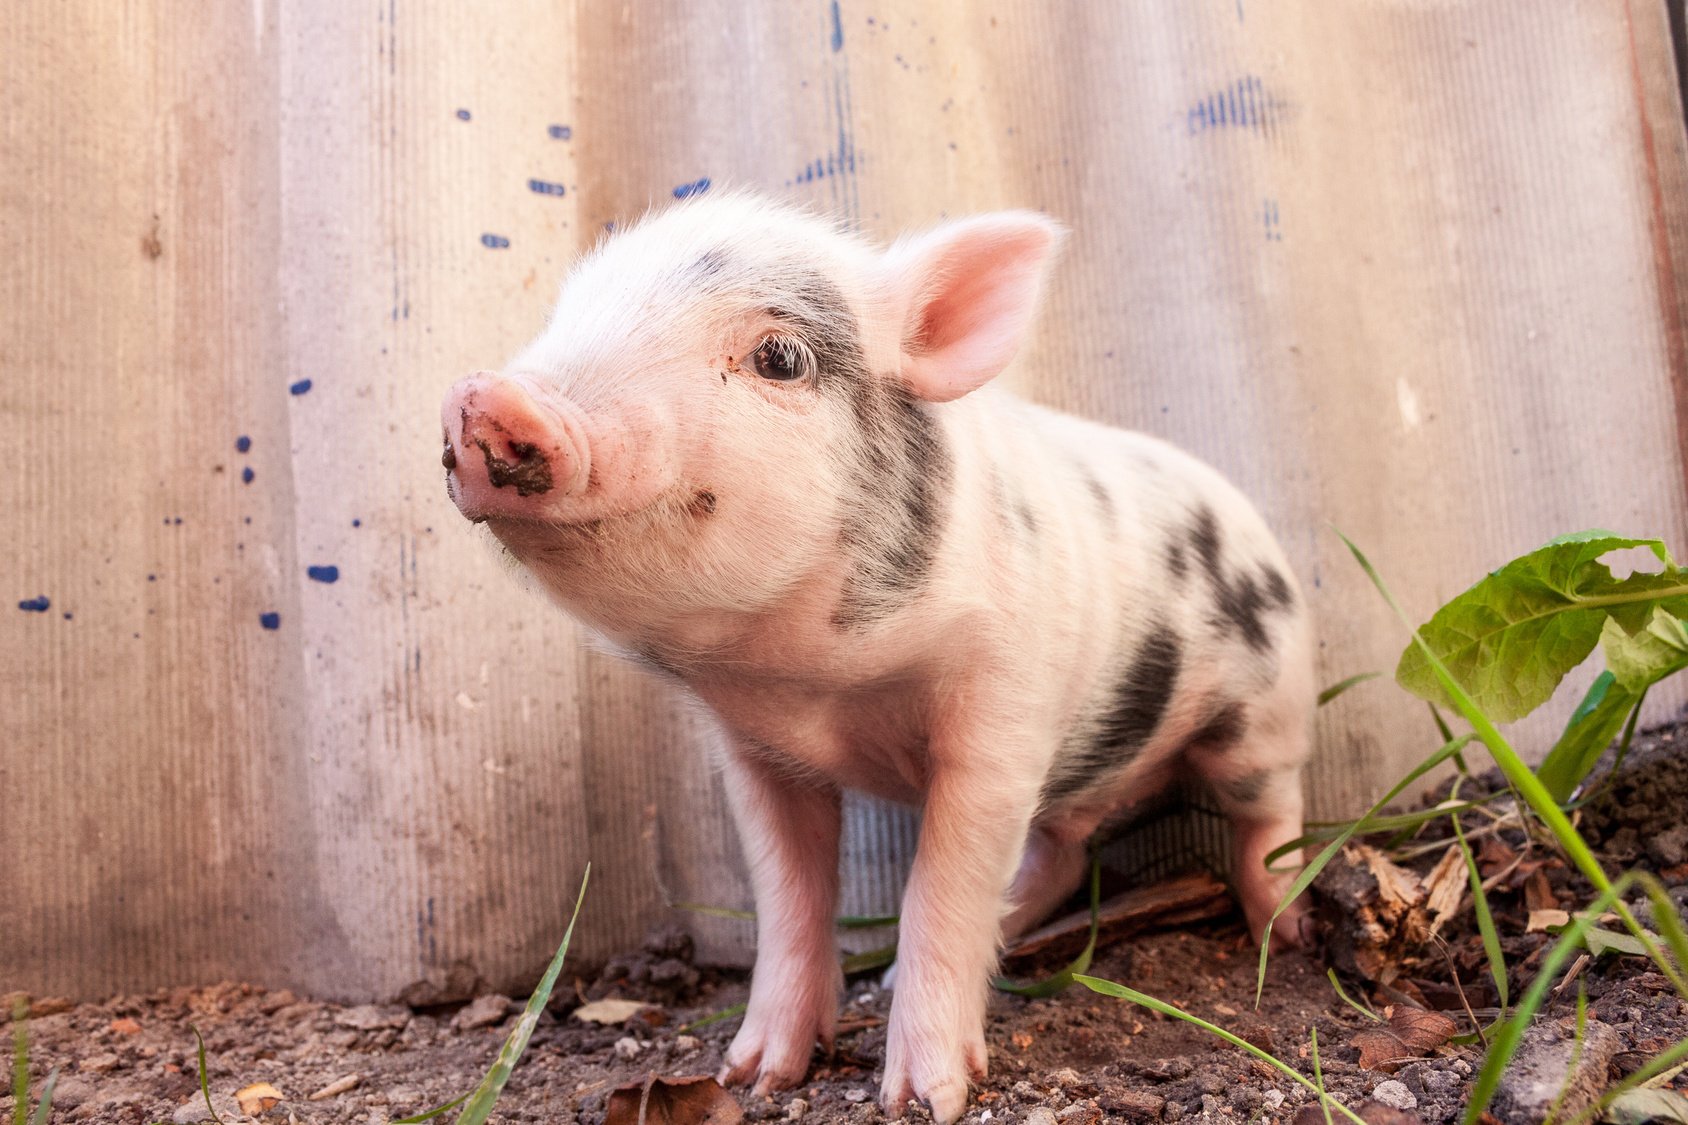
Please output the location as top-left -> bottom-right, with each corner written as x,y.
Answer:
3,0 -> 1685,999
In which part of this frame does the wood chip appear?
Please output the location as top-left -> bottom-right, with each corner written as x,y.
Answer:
308,1074 -> 361,1100
1003,871 -> 1232,963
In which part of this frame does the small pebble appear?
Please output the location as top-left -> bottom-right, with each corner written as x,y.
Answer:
613,1036 -> 642,1060
675,1034 -> 702,1054
843,1088 -> 869,1104
1022,1110 -> 1059,1125
1370,1080 -> 1416,1110
1262,1090 -> 1285,1109
785,1096 -> 808,1120
452,993 -> 511,1031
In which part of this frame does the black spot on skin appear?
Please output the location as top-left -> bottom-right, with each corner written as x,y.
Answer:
1186,701 -> 1247,754
477,438 -> 554,496
1262,565 -> 1294,609
1041,623 -> 1183,804
1219,769 -> 1271,805
1167,540 -> 1187,581
1190,504 -> 1224,579
833,381 -> 951,628
1074,462 -> 1116,534
1187,504 -> 1293,655
1015,498 -> 1038,535
690,489 -> 717,516
766,272 -> 867,398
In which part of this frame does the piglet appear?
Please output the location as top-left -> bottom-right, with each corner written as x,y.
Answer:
441,193 -> 1314,1123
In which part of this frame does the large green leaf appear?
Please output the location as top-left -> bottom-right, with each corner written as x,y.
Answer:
1537,671 -> 1638,804
1603,606 -> 1688,691
1396,533 -> 1687,721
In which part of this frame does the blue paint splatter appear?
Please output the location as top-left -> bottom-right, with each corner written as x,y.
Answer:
528,179 -> 566,197
455,108 -> 472,121
289,378 -> 313,395
548,124 -> 572,140
259,611 -> 281,630
830,0 -> 843,50
672,177 -> 711,200
62,612 -> 72,620
1262,198 -> 1283,241
307,565 -> 340,584
352,518 -> 362,528
1185,75 -> 1281,137
17,596 -> 50,613
481,233 -> 511,249
235,435 -> 251,453
148,574 -> 157,582
241,466 -> 255,483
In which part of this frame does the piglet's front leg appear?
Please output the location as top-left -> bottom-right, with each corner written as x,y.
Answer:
717,746 -> 844,1094
881,733 -> 1043,1124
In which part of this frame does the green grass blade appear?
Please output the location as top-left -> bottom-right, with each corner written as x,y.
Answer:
192,1027 -> 223,1125
1318,672 -> 1380,706
678,1003 -> 746,1034
392,1093 -> 470,1124
994,853 -> 1101,998
1256,732 -> 1475,1001
1074,976 -> 1366,1125
840,945 -> 897,975
1310,1027 -> 1333,1125
1450,786 -> 1508,1010
1325,969 -> 1381,1022
1270,797 -> 1495,865
11,997 -> 26,1125
453,865 -> 591,1125
22,1069 -> 55,1125
671,902 -> 756,921
837,914 -> 900,930
1339,531 -> 1688,998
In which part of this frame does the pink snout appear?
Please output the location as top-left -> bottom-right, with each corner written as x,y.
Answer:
441,372 -> 590,521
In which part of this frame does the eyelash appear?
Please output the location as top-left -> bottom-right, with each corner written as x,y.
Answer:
746,335 -> 815,383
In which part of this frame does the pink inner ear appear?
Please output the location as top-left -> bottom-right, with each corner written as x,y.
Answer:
899,217 -> 1061,403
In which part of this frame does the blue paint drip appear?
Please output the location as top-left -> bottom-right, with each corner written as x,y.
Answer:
1186,75 -> 1275,137
351,518 -> 362,528
307,565 -> 340,584
548,123 -> 572,140
455,108 -> 472,121
830,0 -> 844,50
481,233 -> 511,248
235,435 -> 252,453
289,378 -> 313,395
527,179 -> 566,197
259,611 -> 281,630
18,596 -> 50,612
672,177 -> 712,200
241,466 -> 255,484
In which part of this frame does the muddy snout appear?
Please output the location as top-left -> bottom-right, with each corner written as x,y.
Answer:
441,371 -> 589,520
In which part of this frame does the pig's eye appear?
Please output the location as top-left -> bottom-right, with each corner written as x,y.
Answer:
747,336 -> 813,383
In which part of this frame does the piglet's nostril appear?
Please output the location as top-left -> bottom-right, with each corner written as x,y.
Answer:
477,438 -> 555,496
442,441 -> 457,470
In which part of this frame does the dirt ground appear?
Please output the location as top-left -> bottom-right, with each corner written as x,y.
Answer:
7,720 -> 1688,1125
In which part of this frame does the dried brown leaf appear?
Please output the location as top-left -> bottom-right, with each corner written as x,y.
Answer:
1421,846 -> 1467,937
236,1081 -> 284,1116
1523,866 -> 1558,912
604,1075 -> 744,1125
1351,1006 -> 1457,1072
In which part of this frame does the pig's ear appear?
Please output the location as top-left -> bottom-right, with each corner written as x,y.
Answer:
885,212 -> 1065,403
